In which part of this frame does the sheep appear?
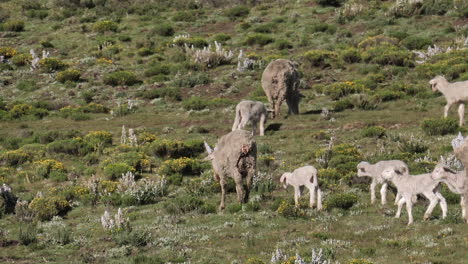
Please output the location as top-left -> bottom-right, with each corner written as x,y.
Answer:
232,100 -> 272,136
452,134 -> 468,223
357,160 -> 409,205
429,75 -> 468,126
381,165 -> 447,225
261,59 -> 301,118
431,162 -> 466,221
280,165 -> 322,210
204,130 -> 257,210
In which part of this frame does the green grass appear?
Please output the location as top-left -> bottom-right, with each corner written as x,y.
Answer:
0,0 -> 467,263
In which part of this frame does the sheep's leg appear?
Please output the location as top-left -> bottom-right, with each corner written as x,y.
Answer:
394,192 -> 401,205
458,104 -> 465,126
219,178 -> 227,210
444,103 -> 452,118
380,183 -> 388,205
294,186 -> 300,207
274,100 -> 282,118
395,197 -> 406,218
370,180 -> 377,204
239,116 -> 249,130
259,114 -> 266,136
305,182 -> 315,208
435,191 -> 447,219
461,195 -> 466,219
423,192 -> 439,220
405,195 -> 414,225
234,176 -> 245,204
244,171 -> 253,203
251,120 -> 257,136
232,112 -> 241,131
316,188 -> 323,210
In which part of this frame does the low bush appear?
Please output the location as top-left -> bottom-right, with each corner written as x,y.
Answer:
303,49 -> 339,68
164,195 -> 205,214
144,64 -> 171,77
402,35 -> 432,50
397,135 -> 429,153
308,22 -> 337,34
2,20 -> 25,32
29,195 -> 71,221
362,45 -> 414,67
158,157 -> 207,176
375,90 -> 404,102
421,118 -> 458,136
173,72 -> 210,88
358,35 -> 399,50
11,53 -> 31,66
340,48 -> 361,63
333,98 -> 353,112
316,0 -> 345,7
223,5 -> 249,20
213,33 -> 231,43
349,94 -> 380,110
275,39 -> 292,50
361,126 -> 386,138
18,224 -> 37,245
325,193 -> 358,210
173,36 -> 208,48
34,159 -> 66,179
103,163 -> 135,180
104,71 -> 139,86
137,47 -> 154,56
137,87 -> 182,101
113,229 -> 150,247
84,130 -> 113,152
172,10 -> 199,22
93,20 -> 118,33
0,150 -> 30,167
39,58 -> 68,73
47,138 -> 92,156
0,47 -> 16,58
244,34 -> 274,46
182,96 -> 210,110
276,200 -> 305,218
324,81 -> 367,100
145,138 -> 204,158
56,69 -> 81,83
153,23 -> 174,36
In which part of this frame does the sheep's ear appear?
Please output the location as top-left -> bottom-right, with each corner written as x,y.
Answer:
395,166 -> 406,175
204,141 -> 212,154
443,166 -> 456,174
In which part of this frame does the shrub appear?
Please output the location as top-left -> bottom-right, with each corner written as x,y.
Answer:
254,23 -> 276,33
103,163 -> 134,180
81,103 -> 109,113
153,23 -> 174,36
137,47 -> 154,56
39,58 -> 68,73
104,71 -> 139,86
213,33 -> 231,43
316,0 -> 345,7
421,118 -> 458,136
375,90 -> 404,102
275,39 -> 292,50
358,35 -> 399,50
84,130 -> 113,152
164,195 -> 204,214
2,20 -> 25,32
18,224 -> 37,245
244,34 -> 274,46
325,193 -> 358,210
397,135 -> 428,153
415,49 -> 468,79
56,69 -> 81,83
340,48 -> 361,63
173,72 -> 210,88
145,138 -> 204,158
324,81 -> 367,100
0,46 -> 17,58
303,49 -> 339,68
93,20 -> 118,33
276,200 -> 305,218
333,98 -> 353,112
172,10 -> 198,22
29,196 -> 71,221
173,36 -> 208,48
144,64 -> 171,77
34,159 -> 66,178
11,53 -> 31,66
224,5 -> 249,20
362,45 -> 414,67
402,36 -> 432,50
137,87 -> 181,101
0,150 -> 30,167
47,138 -> 92,156
349,94 -> 380,110
309,22 -> 337,34
182,96 -> 210,110
158,157 -> 207,176
113,229 -> 150,247
361,126 -> 386,138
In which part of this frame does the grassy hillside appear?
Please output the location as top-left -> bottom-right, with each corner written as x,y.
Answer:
0,0 -> 467,263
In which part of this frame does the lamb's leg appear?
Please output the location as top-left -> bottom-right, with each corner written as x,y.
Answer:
423,192 -> 439,220
458,104 -> 465,126
316,187 -> 323,210
396,196 -> 405,218
219,178 -> 226,210
305,182 -> 315,208
394,192 -> 401,205
232,112 -> 241,131
251,120 -> 257,136
405,195 -> 413,225
444,103 -> 452,118
435,191 -> 447,219
461,195 -> 466,219
294,186 -> 300,207
259,114 -> 266,136
370,180 -> 377,204
380,182 -> 388,205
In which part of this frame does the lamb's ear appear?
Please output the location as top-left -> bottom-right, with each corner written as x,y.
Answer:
395,166 -> 406,175
204,141 -> 212,154
443,166 -> 456,174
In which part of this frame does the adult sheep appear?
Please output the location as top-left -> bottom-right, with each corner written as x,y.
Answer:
204,130 -> 257,210
261,59 -> 301,118
232,100 -> 272,136
429,75 -> 468,126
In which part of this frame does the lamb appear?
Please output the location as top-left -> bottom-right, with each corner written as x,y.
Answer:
280,165 -> 322,210
431,163 -> 466,221
429,75 -> 468,126
357,160 -> 409,205
232,100 -> 272,136
452,134 -> 468,223
381,165 -> 447,225
261,59 -> 301,118
204,130 -> 257,210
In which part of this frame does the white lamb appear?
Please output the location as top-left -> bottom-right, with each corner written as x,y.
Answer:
429,75 -> 468,126
381,165 -> 447,225
431,163 -> 466,222
357,160 -> 409,205
280,165 -> 322,210
232,100 -> 272,136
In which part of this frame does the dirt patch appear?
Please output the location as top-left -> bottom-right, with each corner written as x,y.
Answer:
342,122 -> 366,131
190,21 -> 237,35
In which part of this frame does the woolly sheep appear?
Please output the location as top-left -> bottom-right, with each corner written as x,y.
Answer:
204,130 -> 257,210
452,135 -> 468,223
431,163 -> 466,221
357,160 -> 409,205
381,165 -> 447,225
429,75 -> 468,126
280,165 -> 322,210
232,100 -> 272,136
261,59 -> 301,118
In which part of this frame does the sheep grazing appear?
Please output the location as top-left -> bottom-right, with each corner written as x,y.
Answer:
261,59 -> 301,118
357,160 -> 409,205
431,162 -> 466,221
381,166 -> 447,225
429,75 -> 468,126
232,100 -> 272,136
280,165 -> 322,210
204,130 -> 257,210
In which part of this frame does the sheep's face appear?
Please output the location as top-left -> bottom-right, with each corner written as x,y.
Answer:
357,162 -> 370,177
431,163 -> 455,180
429,76 -> 445,92
279,172 -> 291,189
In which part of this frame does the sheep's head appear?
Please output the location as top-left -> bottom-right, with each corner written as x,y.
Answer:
381,165 -> 406,180
279,172 -> 291,189
429,76 -> 446,92
357,161 -> 371,177
431,162 -> 456,180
